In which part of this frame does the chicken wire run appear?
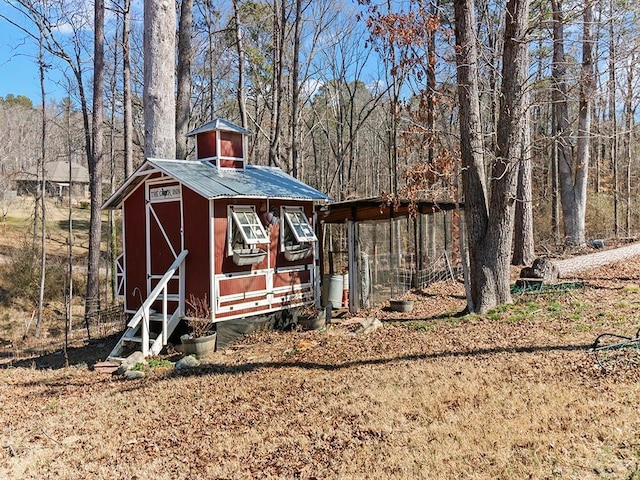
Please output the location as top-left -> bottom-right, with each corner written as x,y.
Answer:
318,203 -> 463,312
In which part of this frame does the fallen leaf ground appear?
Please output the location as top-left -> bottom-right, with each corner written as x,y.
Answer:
2,257 -> 640,479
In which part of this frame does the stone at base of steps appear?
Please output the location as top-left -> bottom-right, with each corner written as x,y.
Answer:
93,361 -> 120,374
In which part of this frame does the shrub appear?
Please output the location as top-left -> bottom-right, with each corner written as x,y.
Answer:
2,244 -> 69,304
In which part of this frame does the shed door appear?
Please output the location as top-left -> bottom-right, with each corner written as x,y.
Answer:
146,182 -> 184,301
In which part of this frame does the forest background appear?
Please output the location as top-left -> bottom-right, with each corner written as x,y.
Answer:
0,0 -> 638,332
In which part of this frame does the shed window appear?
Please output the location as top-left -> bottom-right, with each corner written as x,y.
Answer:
280,207 -> 315,261
283,207 -> 317,243
228,206 -> 269,253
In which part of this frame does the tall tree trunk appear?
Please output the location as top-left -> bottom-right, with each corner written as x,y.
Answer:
65,95 -> 74,352
144,0 -> 176,160
455,0 -> 529,313
554,0 -> 593,247
290,0 -> 303,178
35,39 -> 46,338
123,0 -> 133,178
454,0 -> 488,313
512,94 -> 534,266
86,0 -> 105,323
624,57 -> 634,234
233,0 -> 247,129
608,0 -> 618,236
268,0 -> 285,168
176,0 -> 193,160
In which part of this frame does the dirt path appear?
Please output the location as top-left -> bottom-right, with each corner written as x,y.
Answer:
553,242 -> 640,277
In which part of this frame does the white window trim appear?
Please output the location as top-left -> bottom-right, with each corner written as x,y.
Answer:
281,206 -> 317,251
227,205 -> 269,255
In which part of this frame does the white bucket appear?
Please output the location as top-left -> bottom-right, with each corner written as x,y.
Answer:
327,274 -> 343,308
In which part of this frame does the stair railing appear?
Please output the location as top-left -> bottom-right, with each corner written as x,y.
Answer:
128,249 -> 189,356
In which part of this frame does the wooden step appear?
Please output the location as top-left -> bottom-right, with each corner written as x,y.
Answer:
148,312 -> 176,322
125,333 -> 159,344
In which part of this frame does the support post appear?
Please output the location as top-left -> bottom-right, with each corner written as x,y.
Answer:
162,284 -> 168,345
142,306 -> 149,356
347,219 -> 359,314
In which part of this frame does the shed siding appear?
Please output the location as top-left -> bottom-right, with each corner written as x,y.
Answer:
123,185 -> 147,311
148,191 -> 182,274
196,131 -> 217,159
219,131 -> 243,158
182,186 -> 211,308
213,199 -> 269,274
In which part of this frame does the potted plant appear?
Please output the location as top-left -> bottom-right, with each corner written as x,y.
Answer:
296,304 -> 328,330
181,294 -> 217,358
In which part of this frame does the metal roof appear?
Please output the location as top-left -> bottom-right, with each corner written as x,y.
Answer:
16,161 -> 89,183
185,118 -> 252,137
103,159 -> 330,209
317,196 -> 462,224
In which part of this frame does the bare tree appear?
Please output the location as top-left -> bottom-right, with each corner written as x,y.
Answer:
454,0 -> 530,312
122,0 -> 134,177
176,0 -> 194,159
144,0 -> 176,159
232,0 -> 248,129
268,0 -> 285,167
553,0 -> 594,247
85,0 -> 105,323
35,37 -> 47,338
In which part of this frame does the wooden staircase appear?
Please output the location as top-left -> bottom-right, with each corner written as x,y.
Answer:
108,250 -> 188,361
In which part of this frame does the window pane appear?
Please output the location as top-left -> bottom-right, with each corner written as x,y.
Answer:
284,208 -> 317,243
231,207 -> 269,245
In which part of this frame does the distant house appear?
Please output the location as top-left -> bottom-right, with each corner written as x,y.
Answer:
15,161 -> 90,198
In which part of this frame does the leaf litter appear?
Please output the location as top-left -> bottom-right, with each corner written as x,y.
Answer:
2,257 -> 640,478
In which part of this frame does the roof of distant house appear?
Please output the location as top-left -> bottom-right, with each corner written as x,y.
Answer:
16,161 -> 89,183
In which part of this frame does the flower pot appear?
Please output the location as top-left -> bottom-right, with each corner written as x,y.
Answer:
284,245 -> 312,261
298,310 -> 326,330
180,332 -> 217,358
389,299 -> 414,313
232,248 -> 266,266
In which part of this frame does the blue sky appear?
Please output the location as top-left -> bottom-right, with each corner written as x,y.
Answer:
0,4 -> 68,102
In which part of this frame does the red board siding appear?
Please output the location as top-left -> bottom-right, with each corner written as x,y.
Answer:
219,159 -> 244,169
218,275 -> 267,296
197,131 -> 217,159
219,294 -> 268,308
273,269 -> 310,288
182,187 -> 211,307
123,185 -> 147,311
220,131 -> 243,158
148,197 -> 182,274
269,200 -> 315,267
213,200 -> 270,274
211,198 -> 317,319
215,303 -> 272,319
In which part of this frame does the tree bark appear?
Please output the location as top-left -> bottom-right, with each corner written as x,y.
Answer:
553,0 -> 594,247
85,0 -> 105,323
233,0 -> 248,129
35,38 -> 46,338
176,0 -> 193,160
455,0 -> 529,313
144,0 -> 176,160
290,0 -> 303,178
512,110 -> 534,265
123,0 -> 133,178
268,0 -> 285,168
608,0 -> 618,234
454,0 -> 488,313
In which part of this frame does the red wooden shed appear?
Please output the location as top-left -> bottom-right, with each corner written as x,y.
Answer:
103,118 -> 329,359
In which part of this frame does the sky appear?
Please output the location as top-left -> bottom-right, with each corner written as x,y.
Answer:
0,4 -> 68,102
